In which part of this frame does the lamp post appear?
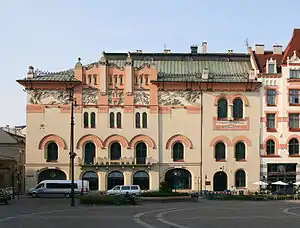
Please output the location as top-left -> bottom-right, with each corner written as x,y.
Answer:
69,86 -> 77,207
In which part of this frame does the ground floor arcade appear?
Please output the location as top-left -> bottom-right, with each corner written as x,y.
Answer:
24,164 -> 259,192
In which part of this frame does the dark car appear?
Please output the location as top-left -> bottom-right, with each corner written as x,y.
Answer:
272,188 -> 294,195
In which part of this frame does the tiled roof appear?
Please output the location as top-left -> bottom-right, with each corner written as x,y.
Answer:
253,51 -> 283,74
17,69 -> 79,82
0,129 -> 18,144
104,53 -> 254,82
282,29 -> 300,64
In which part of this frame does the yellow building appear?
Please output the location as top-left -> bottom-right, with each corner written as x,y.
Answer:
17,45 -> 261,192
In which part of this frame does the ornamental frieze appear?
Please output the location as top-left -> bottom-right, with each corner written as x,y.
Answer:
82,89 -> 98,105
158,90 -> 201,106
108,89 -> 124,105
27,90 -> 70,105
134,91 -> 150,105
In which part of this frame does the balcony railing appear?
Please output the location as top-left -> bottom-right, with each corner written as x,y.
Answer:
77,156 -> 157,167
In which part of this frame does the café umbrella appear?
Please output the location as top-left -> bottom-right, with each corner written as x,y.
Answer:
271,181 -> 288,186
253,181 -> 268,186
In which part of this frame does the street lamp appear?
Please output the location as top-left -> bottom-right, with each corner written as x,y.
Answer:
69,86 -> 77,207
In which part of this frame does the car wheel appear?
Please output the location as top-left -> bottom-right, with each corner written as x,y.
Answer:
32,193 -> 37,198
65,193 -> 71,198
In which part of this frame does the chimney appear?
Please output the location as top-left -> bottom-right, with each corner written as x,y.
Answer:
27,66 -> 34,79
136,50 -> 142,53
202,42 -> 207,53
255,44 -> 264,54
164,49 -> 171,54
273,45 -> 282,55
228,49 -> 233,54
190,45 -> 198,54
248,46 -> 252,54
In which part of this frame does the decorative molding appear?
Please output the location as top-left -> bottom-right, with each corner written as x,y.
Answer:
287,50 -> 300,64
27,90 -> 69,105
213,117 -> 250,131
134,91 -> 150,105
108,89 -> 124,105
82,89 -> 98,105
158,90 -> 201,106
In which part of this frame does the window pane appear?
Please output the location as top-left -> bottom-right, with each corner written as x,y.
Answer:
215,142 -> 225,160
135,112 -> 140,128
109,112 -> 114,128
84,112 -> 89,128
233,98 -> 243,119
266,114 -> 275,128
217,99 -> 228,119
289,90 -> 300,104
116,112 -> 121,128
266,90 -> 276,105
268,63 -> 275,74
90,112 -> 96,128
142,112 -> 147,128
289,114 -> 300,128
290,70 -> 300,79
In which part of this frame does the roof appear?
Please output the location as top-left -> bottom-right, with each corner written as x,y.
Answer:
253,51 -> 283,74
104,53 -> 255,83
0,129 -> 18,144
17,52 -> 257,83
17,69 -> 80,83
282,29 -> 300,64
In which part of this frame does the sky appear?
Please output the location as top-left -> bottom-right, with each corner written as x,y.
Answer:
1,0 -> 300,127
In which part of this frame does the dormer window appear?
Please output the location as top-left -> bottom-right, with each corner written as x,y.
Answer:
267,58 -> 276,74
290,69 -> 300,79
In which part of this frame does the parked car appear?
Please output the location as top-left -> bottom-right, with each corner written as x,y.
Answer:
271,188 -> 294,195
106,185 -> 141,196
0,189 -> 9,204
27,180 -> 89,198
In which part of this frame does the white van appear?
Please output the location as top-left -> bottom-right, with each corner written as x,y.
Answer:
106,185 -> 141,196
28,180 -> 89,198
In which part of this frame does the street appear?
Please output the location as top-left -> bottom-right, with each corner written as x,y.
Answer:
1,197 -> 300,227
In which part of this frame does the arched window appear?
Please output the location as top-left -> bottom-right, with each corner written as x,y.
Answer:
266,139 -> 275,155
217,98 -> 228,119
136,142 -> 147,164
233,98 -> 243,119
289,138 -> 299,155
116,112 -> 122,128
84,142 -> 95,165
235,170 -> 246,187
133,171 -> 149,190
90,112 -> 96,128
82,171 -> 98,191
135,112 -> 141,128
46,143 -> 58,162
107,171 -> 124,190
215,142 -> 226,161
110,143 -> 121,160
165,168 -> 191,189
142,112 -> 148,128
172,142 -> 184,162
109,112 -> 115,128
235,142 -> 246,161
84,112 -> 89,128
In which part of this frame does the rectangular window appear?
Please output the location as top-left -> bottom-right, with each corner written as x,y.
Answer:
266,90 -> 276,106
290,70 -> 300,79
266,114 -> 275,129
93,75 -> 97,85
114,76 -> 117,84
268,63 -> 275,74
289,90 -> 300,105
88,74 -> 92,84
109,75 -> 113,85
289,113 -> 300,129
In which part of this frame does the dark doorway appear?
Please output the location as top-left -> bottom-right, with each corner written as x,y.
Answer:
165,168 -> 191,190
133,171 -> 149,190
107,171 -> 124,190
82,171 -> 99,191
213,171 -> 228,191
38,169 -> 67,183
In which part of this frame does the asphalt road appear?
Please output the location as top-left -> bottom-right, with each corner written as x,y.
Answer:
1,197 -> 300,228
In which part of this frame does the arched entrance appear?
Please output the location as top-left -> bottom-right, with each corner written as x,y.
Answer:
165,168 -> 191,190
133,171 -> 149,190
82,171 -> 99,191
213,171 -> 228,191
107,171 -> 124,190
38,169 -> 67,183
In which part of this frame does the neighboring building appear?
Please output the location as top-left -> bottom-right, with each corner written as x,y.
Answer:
17,44 -> 261,192
0,128 -> 25,193
252,28 -> 300,186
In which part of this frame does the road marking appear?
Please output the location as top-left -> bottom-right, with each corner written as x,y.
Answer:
156,208 -> 196,228
133,207 -> 176,218
283,207 -> 300,217
133,208 -> 177,228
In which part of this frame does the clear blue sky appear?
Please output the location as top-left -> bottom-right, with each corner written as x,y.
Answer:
1,0 -> 300,127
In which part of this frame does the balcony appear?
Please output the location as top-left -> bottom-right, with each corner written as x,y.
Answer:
77,156 -> 157,169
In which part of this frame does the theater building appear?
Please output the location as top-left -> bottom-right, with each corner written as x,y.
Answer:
252,29 -> 300,185
17,44 -> 261,192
